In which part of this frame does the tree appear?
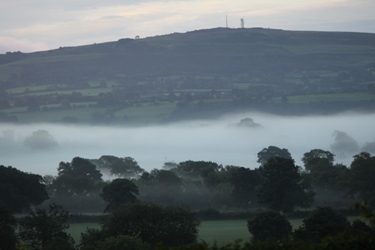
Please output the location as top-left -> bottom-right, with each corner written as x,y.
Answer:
94,155 -> 145,179
361,140 -> 375,154
301,149 -> 347,188
302,149 -> 335,172
81,203 -> 200,247
137,169 -> 183,205
247,210 -> 292,241
257,157 -> 314,213
23,129 -> 57,150
0,203 -> 17,250
330,130 -> 359,155
81,235 -> 150,250
101,178 -> 139,212
58,157 -> 102,182
350,219 -> 374,236
230,167 -> 262,207
18,203 -> 75,250
52,157 -> 103,197
257,146 -> 292,166
340,152 -> 375,206
294,206 -> 350,242
175,160 -> 222,179
0,165 -> 48,213
48,158 -> 106,213
237,118 -> 262,128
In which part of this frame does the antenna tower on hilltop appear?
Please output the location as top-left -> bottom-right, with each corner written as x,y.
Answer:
226,15 -> 228,28
241,18 -> 244,28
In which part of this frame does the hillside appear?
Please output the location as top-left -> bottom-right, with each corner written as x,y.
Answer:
0,28 -> 375,124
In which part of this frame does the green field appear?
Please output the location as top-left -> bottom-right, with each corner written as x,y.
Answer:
67,216 -> 364,246
271,92 -> 375,104
2,28 -> 375,125
68,223 -> 101,243
67,219 -> 305,245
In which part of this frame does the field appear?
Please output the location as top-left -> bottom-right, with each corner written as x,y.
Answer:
67,216 -> 364,245
270,92 -> 375,104
67,219 -> 305,245
1,28 -> 375,125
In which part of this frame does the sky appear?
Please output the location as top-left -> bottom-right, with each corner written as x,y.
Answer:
1,0 -> 375,54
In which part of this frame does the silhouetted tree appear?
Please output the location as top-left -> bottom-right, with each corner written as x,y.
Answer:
294,206 -> 350,242
340,152 -> 375,206
230,167 -> 262,207
0,165 -> 48,213
0,203 -> 17,250
248,210 -> 292,241
81,203 -> 200,247
302,149 -> 335,172
138,169 -> 183,205
94,155 -> 144,179
175,160 -> 222,179
18,203 -> 75,250
257,157 -> 314,212
51,157 -> 103,197
58,157 -> 102,182
80,235 -> 150,250
101,178 -> 139,212
257,146 -> 292,166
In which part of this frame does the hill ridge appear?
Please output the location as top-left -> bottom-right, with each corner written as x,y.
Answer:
0,27 -> 374,124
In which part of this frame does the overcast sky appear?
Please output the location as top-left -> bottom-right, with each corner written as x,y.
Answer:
1,0 -> 375,54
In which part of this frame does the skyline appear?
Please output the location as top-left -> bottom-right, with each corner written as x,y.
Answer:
1,0 -> 375,54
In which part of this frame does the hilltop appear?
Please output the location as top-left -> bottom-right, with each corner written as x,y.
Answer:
0,28 -> 375,124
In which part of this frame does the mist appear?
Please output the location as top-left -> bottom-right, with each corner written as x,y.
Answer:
0,112 -> 374,176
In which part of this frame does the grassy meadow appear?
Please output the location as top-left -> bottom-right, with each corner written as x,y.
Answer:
67,219 -> 305,245
67,216 -> 364,245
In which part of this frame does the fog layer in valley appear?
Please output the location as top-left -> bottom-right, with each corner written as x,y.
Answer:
1,112 -> 374,176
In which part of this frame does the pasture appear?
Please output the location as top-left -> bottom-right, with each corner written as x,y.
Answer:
270,92 -> 375,104
66,219 -> 305,245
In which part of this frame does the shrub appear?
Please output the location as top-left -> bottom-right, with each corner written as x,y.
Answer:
247,210 -> 292,241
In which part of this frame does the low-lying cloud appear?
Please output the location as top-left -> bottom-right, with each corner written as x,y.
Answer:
0,111 -> 374,176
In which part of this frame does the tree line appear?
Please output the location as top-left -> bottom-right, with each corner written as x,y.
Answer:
1,146 -> 375,249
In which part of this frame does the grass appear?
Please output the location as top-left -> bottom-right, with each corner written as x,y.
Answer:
66,216 -> 365,246
66,218 -> 306,246
4,101 -> 176,124
13,107 -> 105,123
67,223 -> 101,243
198,220 -> 251,245
270,92 -> 375,104
199,219 -> 304,245
114,102 -> 177,124
12,88 -> 111,97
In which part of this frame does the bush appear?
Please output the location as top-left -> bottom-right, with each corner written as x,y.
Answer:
294,206 -> 350,242
81,203 -> 200,247
0,203 -> 17,250
247,210 -> 292,241
81,235 -> 150,250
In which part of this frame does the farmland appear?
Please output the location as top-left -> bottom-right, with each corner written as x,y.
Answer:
1,28 -> 375,125
67,217 -> 365,246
